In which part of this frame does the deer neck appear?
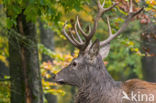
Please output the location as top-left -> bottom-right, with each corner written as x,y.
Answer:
76,55 -> 123,103
86,55 -> 117,88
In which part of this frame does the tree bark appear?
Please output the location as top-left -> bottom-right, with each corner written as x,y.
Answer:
39,21 -> 57,103
9,27 -> 25,103
141,24 -> 156,82
9,11 -> 43,103
39,21 -> 54,61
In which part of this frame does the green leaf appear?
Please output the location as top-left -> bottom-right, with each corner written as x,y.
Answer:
6,18 -> 16,29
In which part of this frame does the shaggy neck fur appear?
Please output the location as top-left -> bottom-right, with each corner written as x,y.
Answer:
75,55 -> 123,103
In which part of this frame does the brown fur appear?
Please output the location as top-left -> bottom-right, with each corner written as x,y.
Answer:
122,79 -> 156,103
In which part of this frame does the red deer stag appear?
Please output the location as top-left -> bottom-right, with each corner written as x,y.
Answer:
54,0 -> 156,103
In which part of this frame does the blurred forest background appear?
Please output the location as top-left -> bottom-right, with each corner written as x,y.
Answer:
0,0 -> 155,103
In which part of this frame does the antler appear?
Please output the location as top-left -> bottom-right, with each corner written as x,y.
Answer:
100,0 -> 144,47
62,0 -> 118,50
62,0 -> 143,51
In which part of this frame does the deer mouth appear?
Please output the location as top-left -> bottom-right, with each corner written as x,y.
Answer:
55,79 -> 66,85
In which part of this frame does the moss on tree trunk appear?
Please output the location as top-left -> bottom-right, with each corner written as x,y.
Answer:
9,11 -> 43,103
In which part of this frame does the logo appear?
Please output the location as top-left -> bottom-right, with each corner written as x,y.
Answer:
122,91 -> 155,102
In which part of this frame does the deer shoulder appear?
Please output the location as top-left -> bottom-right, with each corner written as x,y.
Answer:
123,79 -> 156,93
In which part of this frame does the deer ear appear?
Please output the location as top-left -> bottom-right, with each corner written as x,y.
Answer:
99,43 -> 110,59
89,39 -> 100,57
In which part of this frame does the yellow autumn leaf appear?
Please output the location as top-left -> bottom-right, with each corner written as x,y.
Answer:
0,55 -> 8,67
146,0 -> 156,6
135,0 -> 140,3
45,74 -> 51,79
0,0 -> 3,4
66,24 -> 72,29
128,41 -> 134,46
130,48 -> 139,52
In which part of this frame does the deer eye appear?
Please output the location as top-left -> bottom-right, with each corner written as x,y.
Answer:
72,61 -> 77,67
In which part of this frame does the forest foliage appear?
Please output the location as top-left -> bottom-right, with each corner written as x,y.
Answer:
0,0 -> 155,103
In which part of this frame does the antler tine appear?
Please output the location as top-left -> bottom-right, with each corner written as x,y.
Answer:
100,0 -> 144,47
97,0 -> 118,14
62,21 -> 80,48
70,31 -> 83,46
104,2 -> 119,13
97,0 -> 103,10
74,20 -> 83,43
87,25 -> 91,34
62,0 -> 118,50
76,16 -> 88,38
106,16 -> 112,36
129,0 -> 133,13
83,0 -> 118,49
102,0 -> 106,7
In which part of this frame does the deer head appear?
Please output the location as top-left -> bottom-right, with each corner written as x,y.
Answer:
54,0 -> 143,87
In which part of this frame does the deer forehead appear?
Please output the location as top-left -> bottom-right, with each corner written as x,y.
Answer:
73,56 -> 85,63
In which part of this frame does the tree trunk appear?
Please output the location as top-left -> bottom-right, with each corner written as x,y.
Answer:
9,11 -> 43,103
39,21 -> 54,61
39,21 -> 57,103
141,24 -> 156,82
